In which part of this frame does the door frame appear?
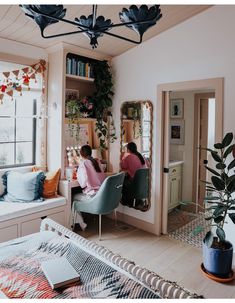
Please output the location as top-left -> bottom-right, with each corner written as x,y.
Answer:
192,92 -> 215,213
155,78 -> 223,235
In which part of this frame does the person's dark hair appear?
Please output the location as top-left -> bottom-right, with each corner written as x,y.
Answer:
127,142 -> 145,165
80,145 -> 101,173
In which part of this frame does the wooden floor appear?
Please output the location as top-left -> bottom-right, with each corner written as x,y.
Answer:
75,216 -> 235,299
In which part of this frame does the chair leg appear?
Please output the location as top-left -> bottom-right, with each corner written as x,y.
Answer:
99,214 -> 102,241
73,211 -> 77,232
114,209 -> 118,227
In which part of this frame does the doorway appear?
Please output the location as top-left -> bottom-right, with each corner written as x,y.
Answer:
155,78 -> 223,236
167,91 -> 216,233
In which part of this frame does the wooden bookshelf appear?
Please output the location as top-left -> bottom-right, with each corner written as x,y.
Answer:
66,74 -> 94,83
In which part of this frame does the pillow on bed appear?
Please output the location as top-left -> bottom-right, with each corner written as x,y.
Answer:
0,173 -> 7,198
32,167 -> 61,198
2,171 -> 45,202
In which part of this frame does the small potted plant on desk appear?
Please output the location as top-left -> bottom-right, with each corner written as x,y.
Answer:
202,132 -> 235,279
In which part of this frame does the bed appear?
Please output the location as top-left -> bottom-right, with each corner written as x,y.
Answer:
0,219 -> 202,299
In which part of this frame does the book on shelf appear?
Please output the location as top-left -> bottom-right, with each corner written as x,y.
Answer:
41,257 -> 80,290
66,56 -> 95,79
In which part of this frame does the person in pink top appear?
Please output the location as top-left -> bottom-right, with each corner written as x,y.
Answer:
120,142 -> 146,207
72,145 -> 105,230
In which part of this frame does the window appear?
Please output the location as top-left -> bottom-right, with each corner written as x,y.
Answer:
0,61 -> 43,168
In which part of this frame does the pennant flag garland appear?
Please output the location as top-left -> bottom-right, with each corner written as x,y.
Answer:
0,59 -> 46,103
0,94 -> 4,104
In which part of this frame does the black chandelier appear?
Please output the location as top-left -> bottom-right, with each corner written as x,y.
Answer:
20,4 -> 162,49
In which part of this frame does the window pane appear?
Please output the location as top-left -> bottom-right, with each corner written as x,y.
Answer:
16,118 -> 33,141
0,99 -> 15,116
0,118 -> 14,142
0,143 -> 14,166
16,94 -> 34,116
16,142 -> 33,164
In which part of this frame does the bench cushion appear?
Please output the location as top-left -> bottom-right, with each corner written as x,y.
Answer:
0,196 -> 66,222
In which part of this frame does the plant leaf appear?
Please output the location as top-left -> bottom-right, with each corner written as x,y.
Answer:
204,231 -> 213,247
200,180 -> 212,185
211,152 -> 222,163
228,159 -> 235,171
227,175 -> 235,192
213,206 -> 226,217
205,166 -> 220,177
216,227 -> 226,242
214,216 -> 224,223
216,163 -> 226,170
222,132 -> 233,148
229,213 -> 235,224
223,145 -> 234,158
205,216 -> 213,220
211,176 -> 225,190
214,143 -> 223,149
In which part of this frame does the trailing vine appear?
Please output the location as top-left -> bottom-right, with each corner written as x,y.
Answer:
93,60 -> 116,150
66,99 -> 81,141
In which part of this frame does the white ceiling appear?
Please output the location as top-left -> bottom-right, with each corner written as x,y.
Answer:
0,5 -> 212,57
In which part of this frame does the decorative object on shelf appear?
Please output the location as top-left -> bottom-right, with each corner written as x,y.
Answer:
169,120 -> 185,145
201,132 -> 235,279
20,5 -> 162,49
170,98 -> 184,119
0,60 -> 46,103
93,60 -> 116,150
80,96 -> 94,118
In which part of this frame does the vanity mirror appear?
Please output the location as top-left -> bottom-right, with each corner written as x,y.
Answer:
120,100 -> 153,211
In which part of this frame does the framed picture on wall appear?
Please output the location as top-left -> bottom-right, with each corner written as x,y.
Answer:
170,98 -> 184,119
170,120 -> 185,145
64,121 -> 92,147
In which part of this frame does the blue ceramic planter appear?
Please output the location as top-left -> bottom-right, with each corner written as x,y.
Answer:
203,240 -> 233,277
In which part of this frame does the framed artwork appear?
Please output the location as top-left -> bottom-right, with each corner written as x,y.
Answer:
170,99 -> 184,119
170,120 -> 185,145
65,89 -> 79,101
64,121 -> 92,147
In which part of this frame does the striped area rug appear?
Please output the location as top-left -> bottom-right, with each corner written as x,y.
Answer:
169,212 -> 210,248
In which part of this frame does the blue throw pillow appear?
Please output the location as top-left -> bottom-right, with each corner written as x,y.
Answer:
2,171 -> 45,203
0,173 -> 7,199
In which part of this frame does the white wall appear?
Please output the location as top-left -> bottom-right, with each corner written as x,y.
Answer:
111,5 -> 235,230
169,91 -> 195,202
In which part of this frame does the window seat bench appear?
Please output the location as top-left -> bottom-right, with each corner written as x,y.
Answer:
0,196 -> 69,243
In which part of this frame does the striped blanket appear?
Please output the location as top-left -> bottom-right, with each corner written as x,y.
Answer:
0,235 -> 159,299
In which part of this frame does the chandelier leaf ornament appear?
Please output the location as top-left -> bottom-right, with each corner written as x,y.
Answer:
20,4 -> 162,49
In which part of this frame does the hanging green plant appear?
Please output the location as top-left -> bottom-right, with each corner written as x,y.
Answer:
93,60 -> 116,150
66,99 -> 81,141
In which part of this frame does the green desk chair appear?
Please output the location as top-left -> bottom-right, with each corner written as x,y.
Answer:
132,168 -> 149,209
72,172 -> 125,241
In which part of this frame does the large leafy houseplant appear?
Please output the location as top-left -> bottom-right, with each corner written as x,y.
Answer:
202,132 -> 235,276
93,60 -> 116,150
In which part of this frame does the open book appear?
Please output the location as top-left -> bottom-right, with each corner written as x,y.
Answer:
41,257 -> 80,289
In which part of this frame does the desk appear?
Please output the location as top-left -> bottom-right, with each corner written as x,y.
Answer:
59,172 -> 115,226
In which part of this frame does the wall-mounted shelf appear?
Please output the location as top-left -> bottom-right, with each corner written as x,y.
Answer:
66,74 -> 94,83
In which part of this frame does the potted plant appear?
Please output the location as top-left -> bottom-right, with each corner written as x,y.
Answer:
202,132 -> 235,277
